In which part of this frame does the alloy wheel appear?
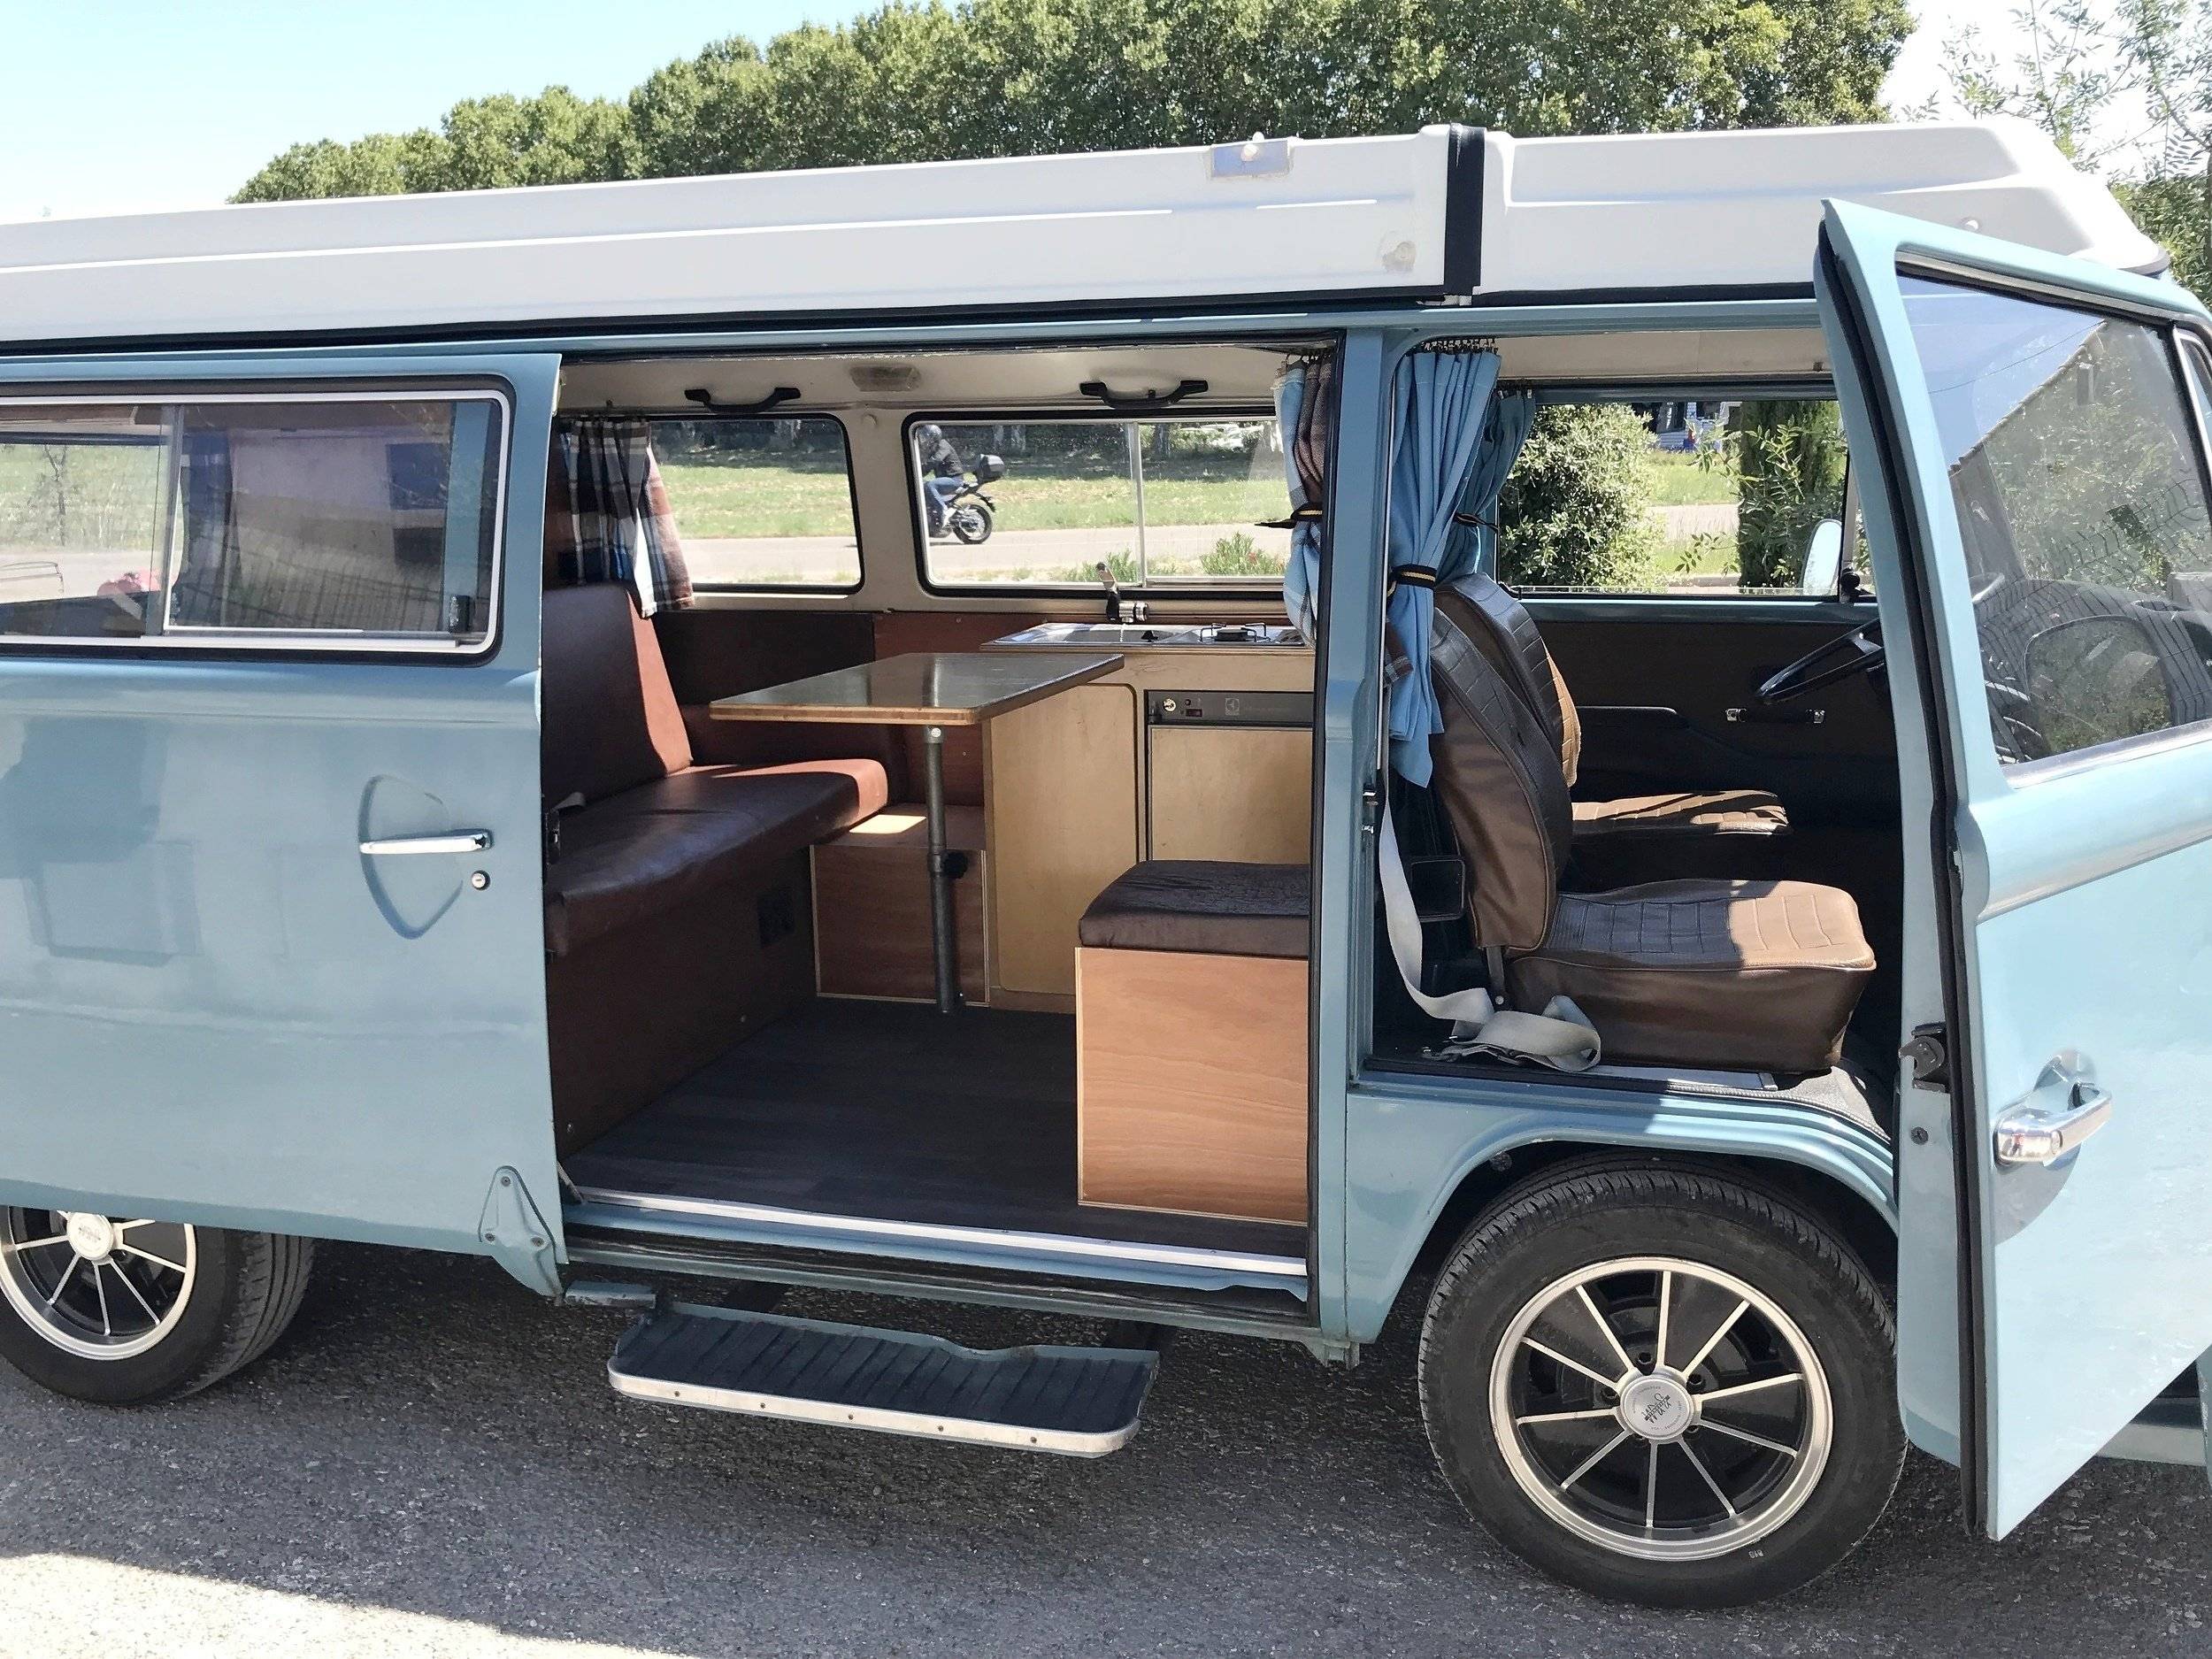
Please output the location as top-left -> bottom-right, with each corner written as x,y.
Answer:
0,1207 -> 197,1361
1487,1255 -> 1832,1562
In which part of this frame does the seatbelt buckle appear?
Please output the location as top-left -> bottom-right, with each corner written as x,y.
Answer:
1403,855 -> 1467,924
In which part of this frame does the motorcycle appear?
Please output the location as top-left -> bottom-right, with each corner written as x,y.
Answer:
926,454 -> 1004,545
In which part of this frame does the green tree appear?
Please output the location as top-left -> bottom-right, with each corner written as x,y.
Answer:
1731,400 -> 1848,589
1496,405 -> 1660,590
236,0 -> 1914,200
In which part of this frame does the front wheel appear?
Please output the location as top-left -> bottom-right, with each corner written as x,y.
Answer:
0,1209 -> 312,1404
949,500 -> 994,544
1418,1162 -> 1902,1607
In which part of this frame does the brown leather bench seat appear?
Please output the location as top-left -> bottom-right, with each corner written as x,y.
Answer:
541,584 -> 887,1148
546,760 -> 885,956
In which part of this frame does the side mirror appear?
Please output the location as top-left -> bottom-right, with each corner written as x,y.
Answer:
1801,518 -> 1844,595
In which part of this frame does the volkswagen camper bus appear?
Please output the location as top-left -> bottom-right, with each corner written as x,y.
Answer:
0,117 -> 2206,1607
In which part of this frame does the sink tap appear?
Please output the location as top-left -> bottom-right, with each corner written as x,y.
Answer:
1095,561 -> 1124,623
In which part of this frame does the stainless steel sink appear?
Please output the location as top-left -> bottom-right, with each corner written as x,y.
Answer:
986,621 -> 1303,649
987,622 -> 1202,648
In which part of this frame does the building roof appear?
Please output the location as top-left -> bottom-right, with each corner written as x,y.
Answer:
0,119 -> 2163,349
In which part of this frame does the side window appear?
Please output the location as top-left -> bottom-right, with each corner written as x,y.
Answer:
647,416 -> 859,590
911,418 -> 1291,588
0,393 -> 505,649
1896,275 -> 2212,765
1494,397 -> 1854,597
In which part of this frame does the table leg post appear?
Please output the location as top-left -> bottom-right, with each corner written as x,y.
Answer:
924,724 -> 960,1013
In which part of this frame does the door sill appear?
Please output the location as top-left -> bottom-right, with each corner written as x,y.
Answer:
566,1185 -> 1310,1296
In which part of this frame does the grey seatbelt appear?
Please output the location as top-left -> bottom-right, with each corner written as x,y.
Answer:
1376,780 -> 1601,1072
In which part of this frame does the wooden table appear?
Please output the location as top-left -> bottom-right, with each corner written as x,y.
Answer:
710,652 -> 1122,1012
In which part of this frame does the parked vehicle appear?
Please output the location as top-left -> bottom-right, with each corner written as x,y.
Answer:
0,117 -> 2204,1609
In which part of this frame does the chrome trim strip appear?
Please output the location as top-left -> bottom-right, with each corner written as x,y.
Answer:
607,1364 -> 1138,1456
571,1185 -> 1310,1281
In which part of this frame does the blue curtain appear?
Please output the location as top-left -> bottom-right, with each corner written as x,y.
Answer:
1386,355 -> 1533,784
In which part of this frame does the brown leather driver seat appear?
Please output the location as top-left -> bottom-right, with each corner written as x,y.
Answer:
1427,593 -> 1871,1074
1436,574 -> 1789,842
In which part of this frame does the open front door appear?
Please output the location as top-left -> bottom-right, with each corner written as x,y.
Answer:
1818,200 -> 2212,1533
0,353 -> 563,1283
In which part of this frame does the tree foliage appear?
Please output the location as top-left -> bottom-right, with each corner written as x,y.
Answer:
234,0 -> 1911,202
1495,405 -> 1660,590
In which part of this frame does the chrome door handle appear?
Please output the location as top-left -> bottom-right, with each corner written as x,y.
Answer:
1993,1079 -> 2113,1166
359,830 -> 492,856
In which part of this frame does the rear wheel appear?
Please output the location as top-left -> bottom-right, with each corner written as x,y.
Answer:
1418,1162 -> 1901,1607
0,1209 -> 312,1404
949,501 -> 993,544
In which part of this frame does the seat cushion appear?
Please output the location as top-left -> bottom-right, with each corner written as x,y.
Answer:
1078,861 -> 1310,960
544,763 -> 882,956
1571,789 -> 1790,840
1508,879 -> 1874,1074
644,757 -> 890,824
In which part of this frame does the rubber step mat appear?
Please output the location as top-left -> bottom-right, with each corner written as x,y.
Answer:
607,1303 -> 1159,1456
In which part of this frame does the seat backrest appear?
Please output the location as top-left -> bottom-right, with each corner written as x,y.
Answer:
1435,573 -> 1582,787
541,584 -> 694,805
1426,593 -> 1574,951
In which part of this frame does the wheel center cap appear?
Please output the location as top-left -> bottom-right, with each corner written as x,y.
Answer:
1617,1372 -> 1694,1442
64,1212 -> 116,1263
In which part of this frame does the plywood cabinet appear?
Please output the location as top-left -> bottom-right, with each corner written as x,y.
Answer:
986,682 -> 1140,997
1148,725 -> 1313,864
1076,946 -> 1309,1223
981,645 -> 1315,1008
813,804 -> 988,1003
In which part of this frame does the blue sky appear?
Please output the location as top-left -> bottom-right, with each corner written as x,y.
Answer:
4,0 -> 1974,224
0,1 -> 856,221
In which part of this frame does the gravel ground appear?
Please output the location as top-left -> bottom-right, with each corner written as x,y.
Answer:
1,1241 -> 2208,1658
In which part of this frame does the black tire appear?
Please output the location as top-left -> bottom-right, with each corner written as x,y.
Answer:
950,501 -> 993,544
1418,1160 -> 1901,1608
0,1217 -> 312,1406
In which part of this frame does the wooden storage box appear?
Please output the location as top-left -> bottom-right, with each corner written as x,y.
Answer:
1075,945 -> 1308,1224
813,804 -> 988,1004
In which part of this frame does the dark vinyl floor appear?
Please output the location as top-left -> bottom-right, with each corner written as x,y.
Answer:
564,998 -> 1307,1258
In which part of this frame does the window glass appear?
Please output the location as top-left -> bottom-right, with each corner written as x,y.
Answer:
913,419 -> 1291,587
1897,275 -> 2212,765
1495,397 -> 1853,597
0,405 -> 169,639
649,418 -> 857,588
0,395 -> 504,646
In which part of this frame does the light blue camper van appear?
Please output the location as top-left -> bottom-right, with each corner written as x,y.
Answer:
0,118 -> 2207,1607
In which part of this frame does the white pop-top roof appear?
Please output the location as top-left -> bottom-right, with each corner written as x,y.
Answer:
0,119 -> 2162,349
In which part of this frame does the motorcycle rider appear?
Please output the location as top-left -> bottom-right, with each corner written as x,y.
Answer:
916,423 -> 965,537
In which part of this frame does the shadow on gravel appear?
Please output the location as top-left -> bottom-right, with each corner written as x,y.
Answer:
1,1241 -> 2208,1658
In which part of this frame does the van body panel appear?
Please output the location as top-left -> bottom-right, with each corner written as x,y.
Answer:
0,353 -> 565,1261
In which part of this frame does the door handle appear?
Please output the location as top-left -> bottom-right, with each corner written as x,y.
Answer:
359,830 -> 492,856
1993,1076 -> 2113,1166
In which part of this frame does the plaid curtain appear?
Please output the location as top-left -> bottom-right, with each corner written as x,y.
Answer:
545,419 -> 692,613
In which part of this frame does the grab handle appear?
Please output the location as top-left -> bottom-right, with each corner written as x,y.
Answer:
360,831 -> 492,856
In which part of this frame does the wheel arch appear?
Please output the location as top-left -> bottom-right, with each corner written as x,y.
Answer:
1345,1106 -> 1895,1347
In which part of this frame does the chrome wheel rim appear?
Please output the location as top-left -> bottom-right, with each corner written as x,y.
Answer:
1487,1256 -> 1832,1563
0,1208 -> 196,1360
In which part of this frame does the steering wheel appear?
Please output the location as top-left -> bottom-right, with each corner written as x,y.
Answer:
1757,618 -> 1885,704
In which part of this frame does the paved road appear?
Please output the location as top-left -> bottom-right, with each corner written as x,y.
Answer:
2,1243 -> 2208,1658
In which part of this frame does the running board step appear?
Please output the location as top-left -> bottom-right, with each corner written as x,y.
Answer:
607,1303 -> 1159,1457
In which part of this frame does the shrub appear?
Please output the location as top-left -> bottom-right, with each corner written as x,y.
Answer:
1496,404 -> 1658,589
